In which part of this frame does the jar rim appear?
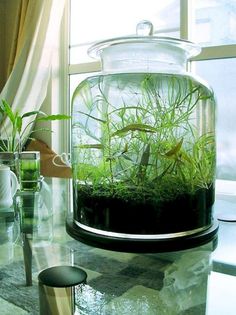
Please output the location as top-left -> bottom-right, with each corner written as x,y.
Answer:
88,36 -> 201,60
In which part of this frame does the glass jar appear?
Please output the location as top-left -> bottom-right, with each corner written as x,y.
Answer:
70,21 -> 217,250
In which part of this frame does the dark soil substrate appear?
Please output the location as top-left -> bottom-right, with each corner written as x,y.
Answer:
73,185 -> 214,234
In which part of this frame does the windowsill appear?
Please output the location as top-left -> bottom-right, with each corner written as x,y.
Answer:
212,180 -> 236,272
216,179 -> 236,197
215,179 -> 236,221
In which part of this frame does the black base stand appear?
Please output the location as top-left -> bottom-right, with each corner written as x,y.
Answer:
66,215 -> 219,253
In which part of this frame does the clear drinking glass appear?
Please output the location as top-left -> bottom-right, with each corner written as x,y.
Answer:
19,151 -> 41,191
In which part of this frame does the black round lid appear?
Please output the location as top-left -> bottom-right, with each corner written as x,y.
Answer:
38,265 -> 87,288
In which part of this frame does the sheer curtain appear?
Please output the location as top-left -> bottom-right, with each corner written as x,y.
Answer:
0,0 -> 66,137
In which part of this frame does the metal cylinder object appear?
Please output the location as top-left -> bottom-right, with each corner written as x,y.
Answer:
38,265 -> 87,315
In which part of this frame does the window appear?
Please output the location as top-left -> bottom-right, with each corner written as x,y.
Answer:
68,0 -> 236,188
192,0 -> 236,46
194,58 -> 236,181
70,0 -> 179,64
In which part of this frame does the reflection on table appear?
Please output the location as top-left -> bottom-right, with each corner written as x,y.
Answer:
16,179 -> 53,285
0,209 -> 19,266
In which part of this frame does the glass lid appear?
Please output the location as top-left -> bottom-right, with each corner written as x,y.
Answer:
88,20 -> 201,60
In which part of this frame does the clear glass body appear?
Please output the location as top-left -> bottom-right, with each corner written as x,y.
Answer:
71,33 -> 216,237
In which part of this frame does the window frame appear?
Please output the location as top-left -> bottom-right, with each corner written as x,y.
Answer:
68,0 -> 236,74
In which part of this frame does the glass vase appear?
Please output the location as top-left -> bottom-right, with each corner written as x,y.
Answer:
69,21 -> 217,251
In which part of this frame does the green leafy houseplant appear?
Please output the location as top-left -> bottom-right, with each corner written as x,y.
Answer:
71,73 -> 216,234
0,99 -> 70,152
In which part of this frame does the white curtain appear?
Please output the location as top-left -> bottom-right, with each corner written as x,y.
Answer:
0,0 -> 65,136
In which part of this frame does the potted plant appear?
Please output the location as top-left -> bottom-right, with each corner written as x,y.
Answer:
0,99 -> 70,152
0,99 -> 70,190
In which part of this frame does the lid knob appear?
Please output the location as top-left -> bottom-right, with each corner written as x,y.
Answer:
136,20 -> 154,36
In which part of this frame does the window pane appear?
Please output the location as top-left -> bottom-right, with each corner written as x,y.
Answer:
70,74 -> 87,100
192,0 -> 236,47
70,0 -> 179,64
70,73 -> 99,102
194,58 -> 236,180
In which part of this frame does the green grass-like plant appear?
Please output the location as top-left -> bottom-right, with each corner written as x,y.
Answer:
72,73 -> 216,203
0,99 -> 70,152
